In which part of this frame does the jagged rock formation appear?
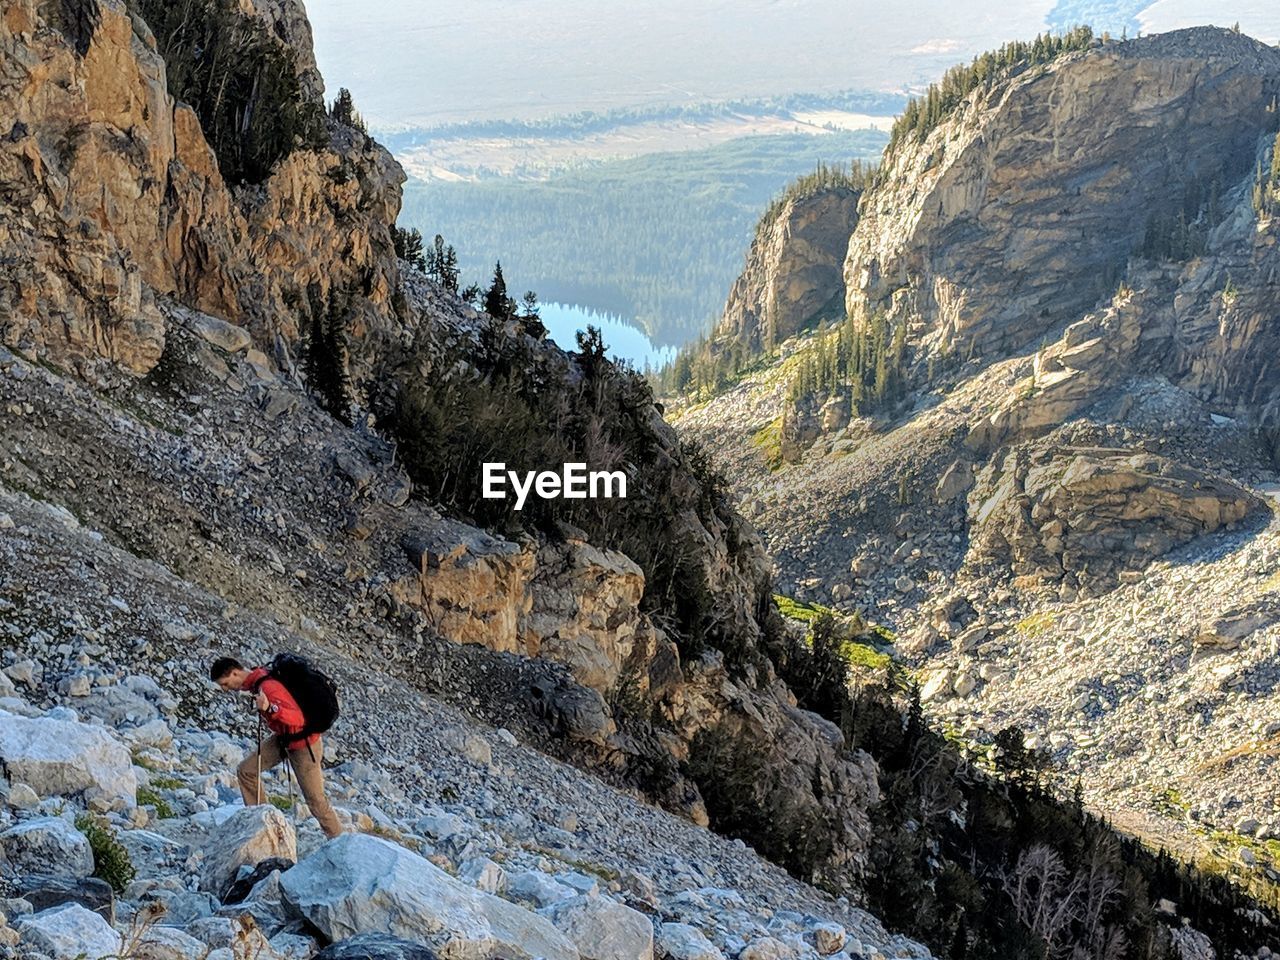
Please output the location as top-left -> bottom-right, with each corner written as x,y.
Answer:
966,446 -> 1265,593
844,28 -> 1280,417
718,187 -> 861,352
0,0 -> 403,382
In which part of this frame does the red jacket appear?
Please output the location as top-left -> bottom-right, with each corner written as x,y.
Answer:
246,667 -> 320,748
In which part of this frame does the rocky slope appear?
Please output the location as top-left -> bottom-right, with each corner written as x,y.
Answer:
0,479 -> 928,960
0,0 -> 925,956
676,24 -> 1280,903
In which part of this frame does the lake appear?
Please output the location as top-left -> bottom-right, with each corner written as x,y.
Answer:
539,303 -> 676,371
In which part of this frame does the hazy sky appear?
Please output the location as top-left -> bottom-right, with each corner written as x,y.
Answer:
303,0 -> 1280,128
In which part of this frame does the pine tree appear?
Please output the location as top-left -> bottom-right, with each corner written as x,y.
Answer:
484,262 -> 511,319
330,88 -> 366,133
394,227 -> 426,272
442,246 -> 460,294
304,284 -> 354,424
431,235 -> 447,282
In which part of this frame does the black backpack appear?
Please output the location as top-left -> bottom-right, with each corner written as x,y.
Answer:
253,652 -> 340,746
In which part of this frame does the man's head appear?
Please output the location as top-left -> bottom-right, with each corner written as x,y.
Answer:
210,656 -> 251,692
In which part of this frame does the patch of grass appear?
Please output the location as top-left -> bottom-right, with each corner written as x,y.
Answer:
1015,611 -> 1057,638
842,642 -> 892,671
751,417 -> 785,470
268,794 -> 294,812
868,623 -> 896,645
774,594 -> 835,623
75,814 -> 136,893
135,785 -> 174,819
148,774 -> 183,790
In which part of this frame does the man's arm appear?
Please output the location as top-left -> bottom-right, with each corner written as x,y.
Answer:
257,679 -> 305,731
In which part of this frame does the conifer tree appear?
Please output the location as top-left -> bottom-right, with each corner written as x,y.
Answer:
484,262 -> 512,319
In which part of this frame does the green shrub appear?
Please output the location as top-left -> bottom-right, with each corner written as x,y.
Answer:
135,785 -> 174,819
75,814 -> 136,893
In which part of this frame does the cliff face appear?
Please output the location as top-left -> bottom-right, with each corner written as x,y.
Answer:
843,27 -> 1280,416
718,187 -> 861,351
0,0 -> 403,382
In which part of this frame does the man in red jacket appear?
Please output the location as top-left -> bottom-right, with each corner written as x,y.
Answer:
210,656 -> 343,837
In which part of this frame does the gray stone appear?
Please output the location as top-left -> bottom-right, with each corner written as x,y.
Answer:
15,875 -> 115,923
131,925 -> 209,960
657,923 -> 724,960
199,805 -> 296,897
0,818 -> 93,879
0,714 -> 136,805
280,834 -> 576,960
314,933 -> 440,960
507,870 -> 575,909
543,896 -> 654,960
16,903 -> 122,960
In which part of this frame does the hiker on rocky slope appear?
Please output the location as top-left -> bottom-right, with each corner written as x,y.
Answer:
210,654 -> 344,838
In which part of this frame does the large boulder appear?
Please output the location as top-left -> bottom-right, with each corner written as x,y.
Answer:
966,446 -> 1263,590
0,818 -> 94,879
0,713 -> 137,805
543,896 -> 654,960
15,875 -> 115,922
1195,600 -> 1280,651
15,902 -> 123,960
279,834 -> 578,960
199,806 -> 296,897
314,933 -> 440,960
656,924 -> 725,960
131,925 -> 210,960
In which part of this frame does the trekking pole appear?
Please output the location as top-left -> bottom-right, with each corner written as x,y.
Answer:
256,712 -> 264,805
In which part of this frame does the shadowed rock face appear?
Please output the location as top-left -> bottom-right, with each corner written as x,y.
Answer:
718,188 -> 861,352
843,27 -> 1280,416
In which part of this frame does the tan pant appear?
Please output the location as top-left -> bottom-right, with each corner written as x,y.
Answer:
237,734 -> 343,838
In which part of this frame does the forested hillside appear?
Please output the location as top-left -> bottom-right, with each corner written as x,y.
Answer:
399,131 -> 887,345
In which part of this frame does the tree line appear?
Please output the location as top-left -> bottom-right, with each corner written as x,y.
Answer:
887,27 -> 1096,155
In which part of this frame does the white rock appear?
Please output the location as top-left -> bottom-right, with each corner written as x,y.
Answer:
657,922 -> 725,960
458,857 -> 508,894
738,937 -> 794,960
199,806 -> 296,896
16,903 -> 123,960
0,713 -> 137,805
508,869 -> 576,908
543,896 -> 654,960
952,672 -> 978,698
920,670 -> 954,703
0,817 -> 93,878
7,782 -> 39,810
131,925 -> 209,960
279,834 -> 577,960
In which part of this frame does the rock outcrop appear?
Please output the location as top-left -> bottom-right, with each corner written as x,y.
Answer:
0,0 -> 404,382
844,28 -> 1280,414
966,446 -> 1264,591
718,187 -> 861,352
